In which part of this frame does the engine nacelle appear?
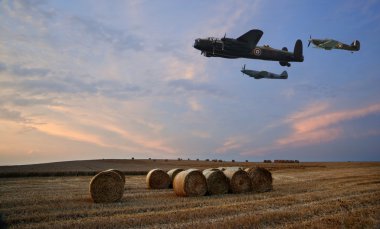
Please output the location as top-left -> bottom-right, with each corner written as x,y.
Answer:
279,61 -> 291,67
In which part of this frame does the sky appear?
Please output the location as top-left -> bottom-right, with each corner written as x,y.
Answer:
1,0 -> 380,165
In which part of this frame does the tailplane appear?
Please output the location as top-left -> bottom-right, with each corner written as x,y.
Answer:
351,40 -> 360,51
294,39 -> 304,62
280,71 -> 288,79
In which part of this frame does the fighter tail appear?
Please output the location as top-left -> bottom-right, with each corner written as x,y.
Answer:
294,39 -> 303,62
280,71 -> 288,79
351,40 -> 360,51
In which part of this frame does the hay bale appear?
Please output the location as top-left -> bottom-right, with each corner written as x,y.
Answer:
167,168 -> 184,188
173,169 -> 207,197
104,169 -> 125,183
146,169 -> 170,189
218,167 -> 244,172
89,170 -> 124,203
202,169 -> 229,195
223,169 -> 251,193
246,167 -> 273,192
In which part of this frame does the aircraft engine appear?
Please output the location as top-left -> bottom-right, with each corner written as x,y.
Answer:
279,61 -> 290,67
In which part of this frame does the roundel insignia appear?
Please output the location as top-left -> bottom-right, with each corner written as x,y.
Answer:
253,48 -> 261,56
338,43 -> 343,48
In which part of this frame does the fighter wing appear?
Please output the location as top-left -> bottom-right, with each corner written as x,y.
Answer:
319,39 -> 339,49
237,29 -> 263,49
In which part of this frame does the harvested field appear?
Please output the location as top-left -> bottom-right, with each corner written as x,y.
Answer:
0,162 -> 379,228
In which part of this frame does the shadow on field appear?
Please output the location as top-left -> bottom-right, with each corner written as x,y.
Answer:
0,213 -> 8,229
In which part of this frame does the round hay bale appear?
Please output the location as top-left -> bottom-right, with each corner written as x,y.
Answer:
202,169 -> 229,195
167,168 -> 184,188
223,169 -> 251,194
104,169 -> 125,183
173,169 -> 207,197
146,169 -> 170,189
218,167 -> 244,172
202,168 -> 219,173
246,167 -> 273,192
89,170 -> 124,203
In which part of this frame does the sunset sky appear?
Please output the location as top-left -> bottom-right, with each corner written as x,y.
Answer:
1,0 -> 380,165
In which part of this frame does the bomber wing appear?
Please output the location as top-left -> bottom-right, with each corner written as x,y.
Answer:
237,29 -> 263,49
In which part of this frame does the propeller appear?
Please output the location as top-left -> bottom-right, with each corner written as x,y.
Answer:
308,35 -> 312,47
241,64 -> 246,76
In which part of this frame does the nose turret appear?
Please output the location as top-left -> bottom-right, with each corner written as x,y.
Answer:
193,39 -> 201,50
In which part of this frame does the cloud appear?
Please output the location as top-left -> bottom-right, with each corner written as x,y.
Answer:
167,79 -> 227,97
0,107 -> 28,123
283,83 -> 338,100
286,101 -> 330,122
191,131 -> 211,139
69,16 -> 144,52
188,98 -> 203,111
243,102 -> 380,156
277,128 -> 342,146
0,62 -> 6,72
289,103 -> 380,135
11,65 -> 50,77
44,104 -> 177,155
216,136 -> 248,154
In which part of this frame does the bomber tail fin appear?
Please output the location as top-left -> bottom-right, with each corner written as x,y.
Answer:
351,40 -> 360,51
294,39 -> 304,62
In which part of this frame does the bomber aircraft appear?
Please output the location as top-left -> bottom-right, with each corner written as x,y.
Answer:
241,64 -> 288,80
193,29 -> 304,67
308,36 -> 360,52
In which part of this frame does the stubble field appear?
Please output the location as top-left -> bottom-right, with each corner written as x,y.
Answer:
0,161 -> 379,228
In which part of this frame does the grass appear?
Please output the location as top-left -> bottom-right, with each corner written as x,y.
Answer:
0,161 -> 379,228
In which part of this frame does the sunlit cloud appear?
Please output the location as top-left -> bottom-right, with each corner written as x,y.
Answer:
243,102 -> 380,156
188,98 -> 203,111
291,103 -> 380,134
191,131 -> 211,139
216,136 -> 248,154
286,101 -> 330,122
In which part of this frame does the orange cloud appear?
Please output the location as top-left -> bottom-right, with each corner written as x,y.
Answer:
279,103 -> 380,147
243,102 -> 380,156
292,103 -> 380,134
277,128 -> 342,146
30,122 -> 111,148
32,104 -> 178,155
216,136 -> 247,153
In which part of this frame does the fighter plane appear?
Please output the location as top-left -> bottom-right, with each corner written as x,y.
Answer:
241,64 -> 288,79
193,29 -> 304,67
308,36 -> 360,52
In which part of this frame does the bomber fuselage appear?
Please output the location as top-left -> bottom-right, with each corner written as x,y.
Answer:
193,37 -> 304,62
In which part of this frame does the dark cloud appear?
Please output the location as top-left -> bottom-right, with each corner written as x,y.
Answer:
167,79 -> 227,97
1,63 -> 145,101
0,63 -> 50,77
70,16 -> 144,52
0,107 -> 27,123
0,92 -> 58,107
11,65 -> 50,77
293,83 -> 338,99
0,62 -> 7,72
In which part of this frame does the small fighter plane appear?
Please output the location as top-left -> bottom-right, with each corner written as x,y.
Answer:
241,64 -> 288,79
308,36 -> 360,52
193,29 -> 304,67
